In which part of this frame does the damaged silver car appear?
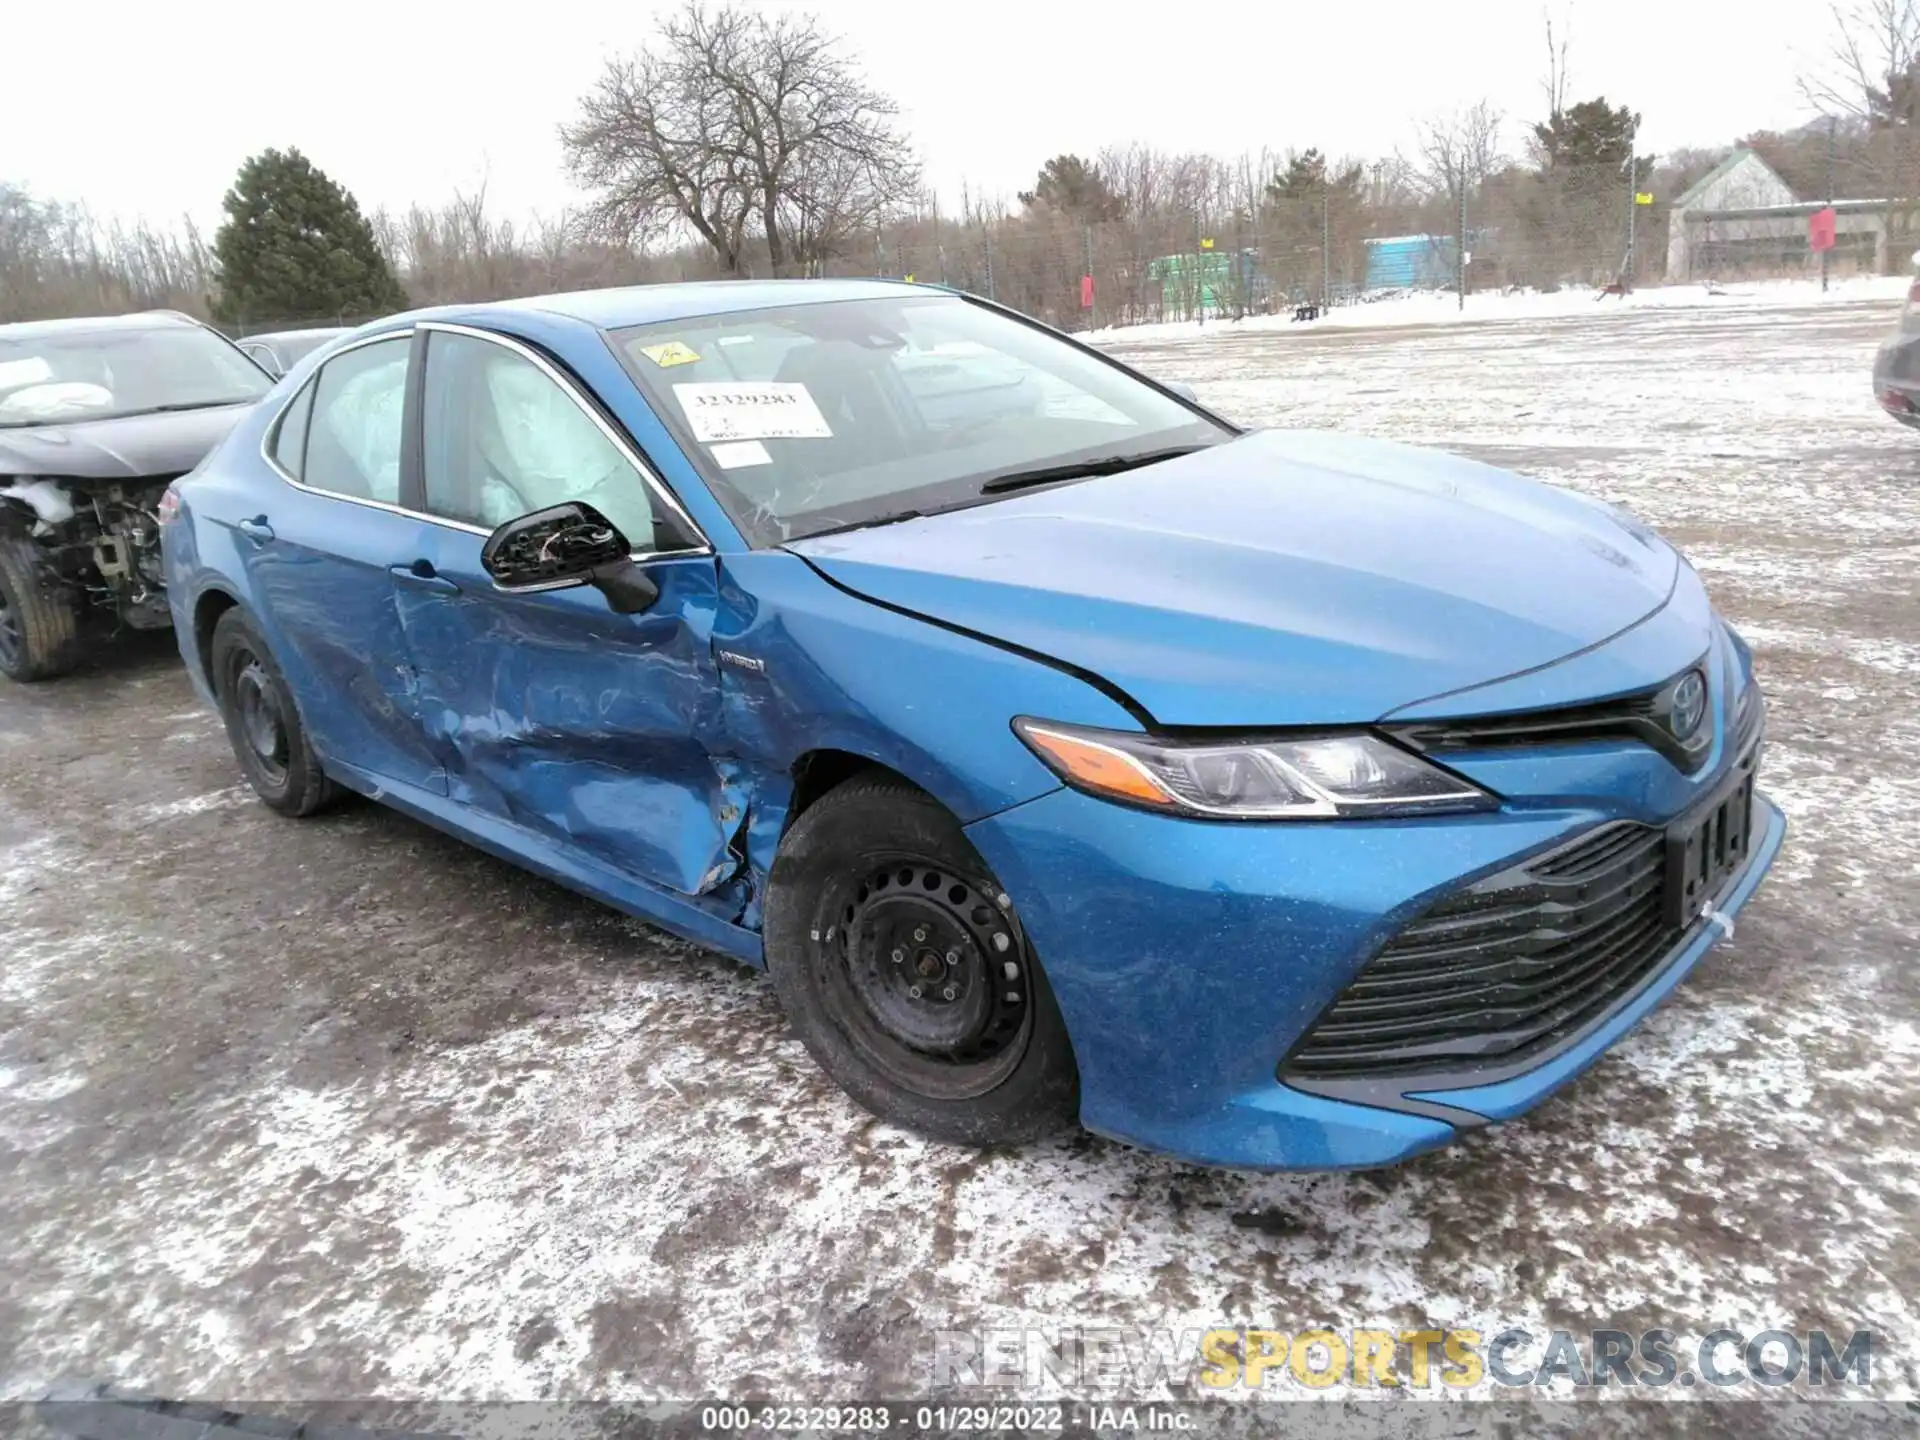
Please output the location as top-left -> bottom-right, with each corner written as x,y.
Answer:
0,311 -> 271,680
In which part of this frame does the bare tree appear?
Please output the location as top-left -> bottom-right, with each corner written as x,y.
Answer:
561,1 -> 917,276
560,14 -> 756,271
1414,101 -> 1505,203
1801,0 -> 1920,124
1542,8 -> 1572,123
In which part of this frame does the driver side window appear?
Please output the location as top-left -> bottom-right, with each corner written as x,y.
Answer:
420,330 -> 664,550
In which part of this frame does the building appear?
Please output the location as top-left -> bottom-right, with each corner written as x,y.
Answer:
1363,235 -> 1457,291
1665,148 -> 1918,280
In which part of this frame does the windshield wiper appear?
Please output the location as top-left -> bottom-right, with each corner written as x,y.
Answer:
976,443 -> 1213,495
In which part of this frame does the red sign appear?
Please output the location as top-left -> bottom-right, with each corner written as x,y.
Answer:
1809,207 -> 1838,253
1080,274 -> 1095,309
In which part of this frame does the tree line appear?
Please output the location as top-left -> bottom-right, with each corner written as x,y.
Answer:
4,0 -> 1918,328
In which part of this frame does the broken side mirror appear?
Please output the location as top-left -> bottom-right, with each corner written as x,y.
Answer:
480,501 -> 660,615
1166,380 -> 1198,403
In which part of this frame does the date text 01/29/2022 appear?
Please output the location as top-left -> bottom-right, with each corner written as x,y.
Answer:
697,1404 -> 1191,1432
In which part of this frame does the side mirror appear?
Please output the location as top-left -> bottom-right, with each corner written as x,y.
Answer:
480,502 -> 659,614
244,345 -> 282,379
1166,380 -> 1199,403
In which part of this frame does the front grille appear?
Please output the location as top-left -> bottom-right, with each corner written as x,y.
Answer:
1387,661 -> 1713,773
1281,821 -> 1680,1079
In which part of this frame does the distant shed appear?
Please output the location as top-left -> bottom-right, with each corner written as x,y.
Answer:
1364,235 -> 1456,290
1666,148 -> 1918,278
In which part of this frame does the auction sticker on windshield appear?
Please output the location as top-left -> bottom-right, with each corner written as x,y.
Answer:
674,382 -> 833,442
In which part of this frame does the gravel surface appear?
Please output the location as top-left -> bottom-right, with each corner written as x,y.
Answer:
2,296 -> 1914,1411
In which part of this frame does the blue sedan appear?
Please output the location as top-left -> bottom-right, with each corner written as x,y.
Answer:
160,280 -> 1784,1170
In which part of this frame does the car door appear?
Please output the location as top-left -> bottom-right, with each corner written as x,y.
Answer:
390,321 -> 740,897
248,330 -> 449,795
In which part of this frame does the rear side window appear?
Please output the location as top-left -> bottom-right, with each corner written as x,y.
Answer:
301,336 -> 409,503
270,379 -> 315,478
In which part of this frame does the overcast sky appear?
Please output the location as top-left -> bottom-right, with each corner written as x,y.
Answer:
12,0 -> 1823,234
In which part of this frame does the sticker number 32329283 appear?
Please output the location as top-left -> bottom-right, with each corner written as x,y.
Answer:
673,382 -> 834,443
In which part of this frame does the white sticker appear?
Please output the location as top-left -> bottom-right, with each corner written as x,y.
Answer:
710,439 -> 773,470
674,382 -> 833,442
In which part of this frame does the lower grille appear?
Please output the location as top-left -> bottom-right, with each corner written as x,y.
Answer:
1281,821 -> 1683,1079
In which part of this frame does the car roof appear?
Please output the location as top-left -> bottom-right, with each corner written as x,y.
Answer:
241,326 -> 351,346
0,310 -> 207,340
456,278 -> 930,331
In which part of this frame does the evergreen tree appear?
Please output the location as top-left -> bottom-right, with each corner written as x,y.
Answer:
1532,98 -> 1646,175
1018,155 -> 1124,223
212,148 -> 408,324
1265,148 -> 1365,203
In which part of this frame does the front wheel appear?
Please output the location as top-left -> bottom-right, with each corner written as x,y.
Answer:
763,774 -> 1079,1146
0,538 -> 80,682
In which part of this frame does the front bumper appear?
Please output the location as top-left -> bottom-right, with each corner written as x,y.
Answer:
965,758 -> 1784,1173
1873,336 -> 1920,428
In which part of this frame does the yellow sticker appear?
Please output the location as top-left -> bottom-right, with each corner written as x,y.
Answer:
639,340 -> 702,368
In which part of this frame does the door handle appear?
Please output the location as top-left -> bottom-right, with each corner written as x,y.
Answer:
389,560 -> 459,594
235,515 -> 274,542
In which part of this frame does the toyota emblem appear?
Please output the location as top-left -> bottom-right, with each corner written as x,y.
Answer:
1669,670 -> 1707,740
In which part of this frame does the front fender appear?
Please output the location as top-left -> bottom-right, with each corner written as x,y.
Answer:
711,549 -> 1139,900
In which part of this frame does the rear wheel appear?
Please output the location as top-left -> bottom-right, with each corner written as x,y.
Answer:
210,607 -> 338,817
0,538 -> 80,682
764,774 -> 1078,1146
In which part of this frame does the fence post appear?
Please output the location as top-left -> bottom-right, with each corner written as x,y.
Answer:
1084,224 -> 1095,331
1626,152 -> 1637,286
1824,114 -> 1836,292
984,236 -> 995,301
1457,182 -> 1467,311
1322,192 -> 1331,304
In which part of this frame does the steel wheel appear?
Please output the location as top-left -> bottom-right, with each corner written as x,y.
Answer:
208,607 -> 339,817
228,652 -> 291,785
813,857 -> 1034,1101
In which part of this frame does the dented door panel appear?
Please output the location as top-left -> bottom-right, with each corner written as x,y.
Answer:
393,529 -> 739,899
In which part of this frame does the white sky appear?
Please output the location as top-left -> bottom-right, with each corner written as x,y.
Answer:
11,0 -> 1823,234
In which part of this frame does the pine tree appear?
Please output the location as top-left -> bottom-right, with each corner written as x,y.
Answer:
1265,148 -> 1365,203
1018,155 -> 1124,223
1532,99 -> 1646,175
212,148 -> 408,325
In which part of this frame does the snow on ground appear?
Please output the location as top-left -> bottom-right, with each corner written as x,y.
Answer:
1086,272 -> 1912,345
1,290 -> 1916,1416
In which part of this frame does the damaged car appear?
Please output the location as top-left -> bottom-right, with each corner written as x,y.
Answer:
162,281 -> 1783,1171
0,311 -> 272,680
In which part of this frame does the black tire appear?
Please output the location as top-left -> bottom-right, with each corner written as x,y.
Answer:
209,607 -> 339,817
764,774 -> 1079,1146
0,538 -> 80,682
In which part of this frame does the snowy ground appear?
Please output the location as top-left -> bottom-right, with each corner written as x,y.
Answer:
2,294 -> 1917,1419
1085,272 -> 1913,344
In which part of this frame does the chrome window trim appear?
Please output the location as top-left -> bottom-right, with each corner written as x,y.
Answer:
254,322 -> 713,558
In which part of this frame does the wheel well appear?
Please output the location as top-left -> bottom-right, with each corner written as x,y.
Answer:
192,589 -> 239,686
787,749 -> 907,822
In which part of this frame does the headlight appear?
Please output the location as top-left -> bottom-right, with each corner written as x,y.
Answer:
1012,718 -> 1494,819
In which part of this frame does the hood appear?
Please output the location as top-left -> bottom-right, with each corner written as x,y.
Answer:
789,429 -> 1680,727
0,404 -> 253,483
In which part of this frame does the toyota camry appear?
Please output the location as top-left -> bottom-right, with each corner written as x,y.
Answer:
160,280 -> 1783,1170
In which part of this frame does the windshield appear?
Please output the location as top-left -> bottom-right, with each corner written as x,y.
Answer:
611,294 -> 1231,545
0,324 -> 272,428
